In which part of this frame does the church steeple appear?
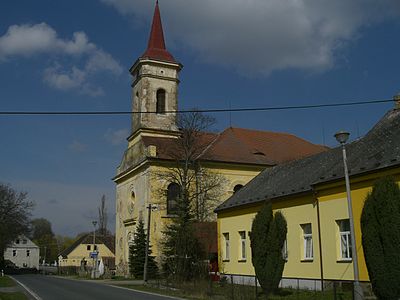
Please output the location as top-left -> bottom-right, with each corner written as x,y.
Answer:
141,1 -> 176,63
128,1 -> 182,140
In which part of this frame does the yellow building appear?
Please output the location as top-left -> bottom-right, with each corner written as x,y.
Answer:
113,2 -> 326,275
58,234 -> 115,272
215,104 -> 400,289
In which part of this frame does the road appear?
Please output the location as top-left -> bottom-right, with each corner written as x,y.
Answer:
11,274 -> 179,300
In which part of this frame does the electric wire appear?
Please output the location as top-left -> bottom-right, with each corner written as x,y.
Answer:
0,98 -> 395,116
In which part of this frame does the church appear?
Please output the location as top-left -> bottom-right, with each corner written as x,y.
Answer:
113,2 -> 327,275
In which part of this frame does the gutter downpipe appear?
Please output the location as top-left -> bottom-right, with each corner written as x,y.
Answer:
312,187 -> 324,291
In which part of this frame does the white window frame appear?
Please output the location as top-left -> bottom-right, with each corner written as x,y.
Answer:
239,231 -> 246,261
223,233 -> 230,261
338,219 -> 352,261
302,223 -> 313,260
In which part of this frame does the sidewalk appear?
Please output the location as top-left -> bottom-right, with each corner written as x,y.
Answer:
98,279 -> 144,286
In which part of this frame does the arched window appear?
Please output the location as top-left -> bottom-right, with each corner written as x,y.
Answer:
156,89 -> 166,114
233,184 -> 243,193
129,191 -> 135,214
167,183 -> 180,215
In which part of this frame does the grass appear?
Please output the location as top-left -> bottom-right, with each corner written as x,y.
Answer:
0,292 -> 28,300
0,277 -> 15,288
115,280 -> 353,300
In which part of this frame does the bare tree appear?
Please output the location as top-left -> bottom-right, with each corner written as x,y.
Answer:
0,183 -> 34,268
153,111 -> 226,221
151,111 -> 226,280
98,195 -> 108,236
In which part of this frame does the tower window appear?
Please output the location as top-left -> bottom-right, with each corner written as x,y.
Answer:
156,89 -> 166,114
167,183 -> 180,215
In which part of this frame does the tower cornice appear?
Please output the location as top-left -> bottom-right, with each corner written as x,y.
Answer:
129,57 -> 182,75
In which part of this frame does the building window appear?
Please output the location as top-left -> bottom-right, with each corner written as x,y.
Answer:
129,191 -> 135,214
12,250 -> 17,257
22,239 -> 27,244
156,89 -> 166,114
239,231 -> 246,261
26,250 -> 30,257
94,245 -> 98,251
301,223 -> 313,260
15,239 -> 20,244
282,239 -> 288,261
167,183 -> 180,215
233,184 -> 243,193
87,245 -> 91,251
338,219 -> 352,260
223,233 -> 230,261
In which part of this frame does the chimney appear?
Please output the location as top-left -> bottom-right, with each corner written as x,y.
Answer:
394,94 -> 400,109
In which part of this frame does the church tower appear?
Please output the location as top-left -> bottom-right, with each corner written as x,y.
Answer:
129,1 -> 182,139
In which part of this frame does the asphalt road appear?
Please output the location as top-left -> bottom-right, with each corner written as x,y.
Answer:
11,274 -> 179,300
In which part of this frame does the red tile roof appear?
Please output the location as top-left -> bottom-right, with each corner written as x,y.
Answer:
141,127 -> 327,166
203,127 -> 327,165
140,1 -> 176,63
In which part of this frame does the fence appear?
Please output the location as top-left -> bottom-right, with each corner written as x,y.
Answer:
213,275 -> 376,300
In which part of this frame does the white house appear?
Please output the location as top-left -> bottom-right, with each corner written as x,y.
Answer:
4,235 -> 39,269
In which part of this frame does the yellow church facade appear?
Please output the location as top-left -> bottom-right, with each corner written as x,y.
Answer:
216,105 -> 400,288
114,2 -> 327,275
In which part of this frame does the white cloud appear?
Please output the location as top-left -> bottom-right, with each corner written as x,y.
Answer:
44,65 -> 86,90
44,64 -> 105,96
85,49 -> 123,75
0,23 -> 122,95
100,0 -> 400,74
68,140 -> 88,152
104,128 -> 129,145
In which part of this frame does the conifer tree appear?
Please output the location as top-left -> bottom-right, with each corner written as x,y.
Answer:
361,177 -> 400,299
162,190 -> 206,281
250,202 -> 287,299
128,219 -> 158,279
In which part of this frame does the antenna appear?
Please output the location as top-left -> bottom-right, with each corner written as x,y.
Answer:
229,100 -> 232,127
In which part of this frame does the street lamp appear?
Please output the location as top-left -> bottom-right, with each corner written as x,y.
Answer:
334,131 -> 363,300
143,204 -> 158,284
92,220 -> 98,279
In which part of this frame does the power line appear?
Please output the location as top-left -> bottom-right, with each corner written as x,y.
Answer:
0,98 -> 394,116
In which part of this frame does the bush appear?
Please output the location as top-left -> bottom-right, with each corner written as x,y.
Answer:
250,202 -> 287,299
361,177 -> 400,299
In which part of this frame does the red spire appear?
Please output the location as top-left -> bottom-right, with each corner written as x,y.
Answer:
141,1 -> 176,63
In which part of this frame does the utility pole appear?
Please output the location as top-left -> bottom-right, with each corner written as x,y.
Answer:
43,246 -> 47,275
92,220 -> 97,279
143,204 -> 157,284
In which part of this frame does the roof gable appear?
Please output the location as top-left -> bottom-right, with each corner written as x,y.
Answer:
59,234 -> 115,258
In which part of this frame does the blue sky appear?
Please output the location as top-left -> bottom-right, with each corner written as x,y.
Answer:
1,0 -> 399,236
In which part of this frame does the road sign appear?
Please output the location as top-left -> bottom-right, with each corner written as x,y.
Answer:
90,252 -> 98,258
